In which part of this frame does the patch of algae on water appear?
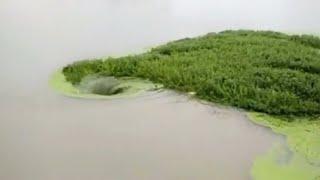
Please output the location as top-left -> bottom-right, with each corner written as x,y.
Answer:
49,70 -> 161,99
248,112 -> 320,180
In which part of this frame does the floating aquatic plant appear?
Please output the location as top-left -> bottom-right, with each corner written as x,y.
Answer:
62,30 -> 320,116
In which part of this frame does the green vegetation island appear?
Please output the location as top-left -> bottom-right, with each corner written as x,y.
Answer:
51,30 -> 320,179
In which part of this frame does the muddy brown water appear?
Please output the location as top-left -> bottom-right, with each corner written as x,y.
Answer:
1,91 -> 282,180
1,0 -> 319,179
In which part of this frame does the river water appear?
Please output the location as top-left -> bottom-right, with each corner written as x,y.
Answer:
1,0 -> 319,179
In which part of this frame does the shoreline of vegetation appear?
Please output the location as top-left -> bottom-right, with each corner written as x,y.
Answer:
63,30 -> 320,116
57,30 -> 320,179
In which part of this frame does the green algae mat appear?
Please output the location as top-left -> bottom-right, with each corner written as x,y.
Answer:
249,113 -> 320,180
52,30 -> 320,179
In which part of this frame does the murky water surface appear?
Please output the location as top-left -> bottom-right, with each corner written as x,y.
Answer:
1,0 -> 319,179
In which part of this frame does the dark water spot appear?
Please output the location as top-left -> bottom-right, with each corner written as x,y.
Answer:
79,76 -> 128,96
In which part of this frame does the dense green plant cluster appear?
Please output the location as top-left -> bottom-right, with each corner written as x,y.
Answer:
63,30 -> 320,116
